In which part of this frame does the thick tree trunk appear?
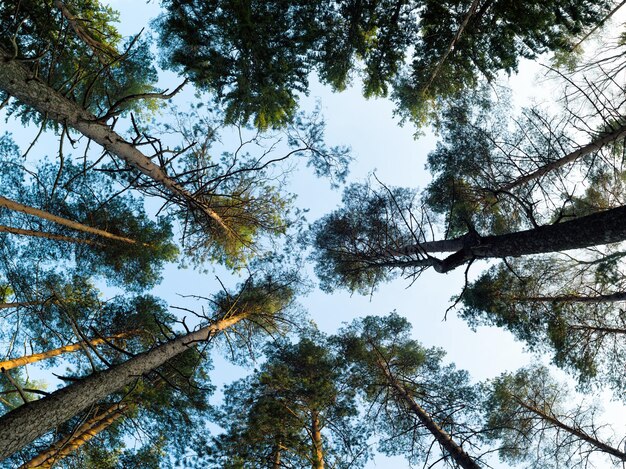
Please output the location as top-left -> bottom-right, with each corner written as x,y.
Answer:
19,403 -> 126,469
0,331 -> 138,372
499,123 -> 626,192
518,292 -> 626,303
311,411 -> 324,469
376,359 -> 481,469
0,196 -> 137,245
389,204 -> 626,273
0,225 -> 102,246
516,400 -> 626,461
0,48 -> 233,240
0,312 -> 248,460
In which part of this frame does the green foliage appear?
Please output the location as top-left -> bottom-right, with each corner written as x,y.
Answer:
157,0 -> 610,128
311,182 -> 417,293
459,258 -> 626,395
210,270 -> 300,365
196,336 -> 368,468
0,142 -> 178,290
424,89 -> 524,236
0,0 -> 159,124
336,313 -> 484,466
483,364 -> 625,467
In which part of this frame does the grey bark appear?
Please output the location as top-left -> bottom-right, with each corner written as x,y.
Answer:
0,313 -> 246,460
0,48 -> 233,239
386,204 -> 626,273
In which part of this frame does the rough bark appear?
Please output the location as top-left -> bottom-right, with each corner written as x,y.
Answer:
388,204 -> 626,273
0,48 -> 233,240
0,331 -> 138,372
518,292 -> 626,303
0,196 -> 137,245
19,403 -> 126,469
376,358 -> 481,469
311,411 -> 324,469
516,400 -> 626,461
0,312 -> 248,460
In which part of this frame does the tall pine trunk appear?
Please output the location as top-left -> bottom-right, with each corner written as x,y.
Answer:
385,204 -> 626,273
0,225 -> 102,246
499,123 -> 626,192
516,400 -> 626,461
376,358 -> 481,469
0,312 -> 247,460
0,47 -> 233,240
311,411 -> 324,469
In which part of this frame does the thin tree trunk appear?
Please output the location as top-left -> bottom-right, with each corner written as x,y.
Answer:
0,301 -> 47,310
0,331 -> 138,372
570,0 -> 626,51
0,47 -> 234,241
0,311 -> 248,460
0,225 -> 103,246
421,0 -> 482,95
376,358 -> 481,469
0,196 -> 137,245
19,403 -> 127,469
516,400 -> 626,461
311,411 -> 324,469
499,123 -> 626,192
272,440 -> 282,469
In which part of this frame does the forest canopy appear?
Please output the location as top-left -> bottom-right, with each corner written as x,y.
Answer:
0,0 -> 626,468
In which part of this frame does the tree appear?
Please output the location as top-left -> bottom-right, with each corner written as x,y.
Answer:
157,0 -> 611,128
312,180 -> 626,293
200,336 -> 368,469
0,137 -> 178,290
459,257 -> 626,393
336,313 -> 484,468
0,274 -> 295,460
0,0 -> 159,123
484,364 -> 626,466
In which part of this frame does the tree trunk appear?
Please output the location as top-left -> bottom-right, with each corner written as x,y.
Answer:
19,403 -> 127,469
376,358 -> 481,469
389,204 -> 626,273
0,301 -> 47,310
311,411 -> 324,469
0,311 -> 248,460
516,400 -> 626,461
0,47 -> 234,241
272,440 -> 282,469
0,331 -> 138,372
422,0 -> 482,95
499,123 -> 626,192
0,225 -> 102,246
0,196 -> 137,245
518,292 -> 626,303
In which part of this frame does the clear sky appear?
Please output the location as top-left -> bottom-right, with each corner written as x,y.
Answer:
3,1 -> 625,467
